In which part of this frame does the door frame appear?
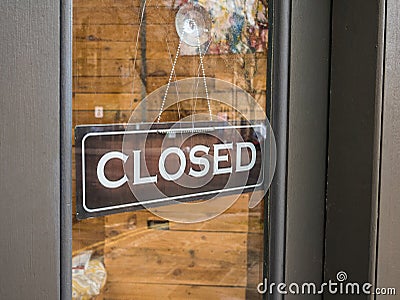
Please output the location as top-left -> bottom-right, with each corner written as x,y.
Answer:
61,0 -> 73,299
59,0 -> 397,299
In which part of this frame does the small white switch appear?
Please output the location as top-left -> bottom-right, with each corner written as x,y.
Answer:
94,106 -> 104,118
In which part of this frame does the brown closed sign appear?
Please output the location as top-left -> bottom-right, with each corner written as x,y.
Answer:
75,121 -> 265,219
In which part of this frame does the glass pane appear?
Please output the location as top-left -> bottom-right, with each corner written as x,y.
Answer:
72,0 -> 269,298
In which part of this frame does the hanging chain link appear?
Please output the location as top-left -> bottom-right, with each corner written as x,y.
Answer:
157,19 -> 212,122
156,39 -> 183,123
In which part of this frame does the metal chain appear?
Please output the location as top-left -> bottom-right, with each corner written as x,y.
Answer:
156,39 -> 182,123
157,19 -> 212,122
194,20 -> 212,121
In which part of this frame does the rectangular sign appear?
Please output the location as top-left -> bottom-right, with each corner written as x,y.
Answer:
75,122 -> 264,219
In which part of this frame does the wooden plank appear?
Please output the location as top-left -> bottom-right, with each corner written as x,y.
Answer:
105,194 -> 250,236
73,110 -> 133,128
254,74 -> 267,90
73,24 -> 177,42
73,93 -> 141,110
145,0 -> 179,7
72,109 -> 179,127
146,76 -> 185,93
73,218 -> 105,246
144,97 -> 222,112
73,7 -> 174,25
72,217 -> 105,256
74,24 -> 139,42
103,282 -> 245,300
74,42 -> 181,61
74,41 -> 137,59
73,0 -> 174,8
106,211 -> 146,238
72,95 -> 266,126
146,45 -> 179,60
170,194 -> 249,232
73,52 -> 234,77
246,231 -> 263,299
104,229 -> 247,286
74,0 -> 141,8
73,7 -> 140,25
146,24 -> 179,41
256,58 -> 267,75
74,59 -> 134,77
73,76 -> 142,93
170,212 -> 249,232
141,95 -> 267,121
248,209 -> 264,234
142,109 -> 178,122
146,56 -> 231,77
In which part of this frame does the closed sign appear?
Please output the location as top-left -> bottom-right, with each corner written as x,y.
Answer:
75,121 -> 266,219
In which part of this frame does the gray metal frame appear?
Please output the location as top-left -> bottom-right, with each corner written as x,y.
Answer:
324,1 -> 400,298
285,1 -> 331,299
267,1 -> 331,300
61,0 -> 73,299
324,1 -> 384,296
267,0 -> 291,297
0,0 -> 62,298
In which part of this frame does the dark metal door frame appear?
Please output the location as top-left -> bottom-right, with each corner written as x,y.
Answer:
267,1 -> 331,299
324,2 -> 385,298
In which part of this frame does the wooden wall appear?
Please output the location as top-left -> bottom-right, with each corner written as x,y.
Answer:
72,0 -> 267,127
72,0 -> 267,299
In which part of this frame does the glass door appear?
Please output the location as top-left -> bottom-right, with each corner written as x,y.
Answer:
72,0 -> 271,298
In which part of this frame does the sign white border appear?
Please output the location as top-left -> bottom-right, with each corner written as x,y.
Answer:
81,124 -> 265,213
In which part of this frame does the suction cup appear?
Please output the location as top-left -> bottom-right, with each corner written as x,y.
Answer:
175,3 -> 211,47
